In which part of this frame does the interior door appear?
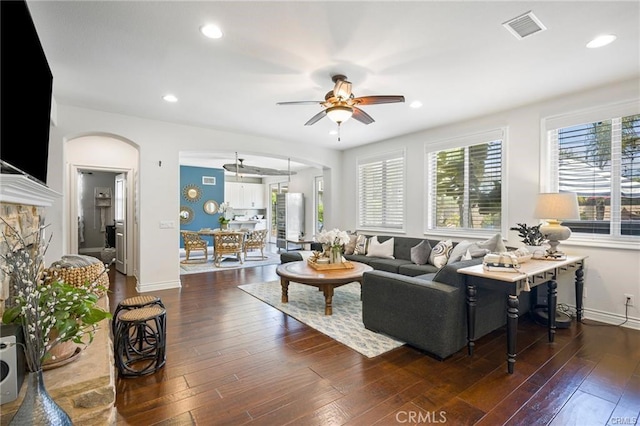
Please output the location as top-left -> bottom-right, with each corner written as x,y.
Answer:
114,173 -> 126,274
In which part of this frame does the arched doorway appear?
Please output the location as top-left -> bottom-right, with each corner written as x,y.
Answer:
66,134 -> 139,276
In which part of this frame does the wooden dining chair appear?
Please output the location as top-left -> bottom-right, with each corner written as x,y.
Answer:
243,229 -> 268,261
213,231 -> 245,267
180,231 -> 208,263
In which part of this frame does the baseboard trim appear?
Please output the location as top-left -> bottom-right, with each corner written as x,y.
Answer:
577,305 -> 640,330
136,279 -> 181,293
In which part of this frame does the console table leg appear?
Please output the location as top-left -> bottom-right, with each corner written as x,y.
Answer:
548,278 -> 558,342
575,265 -> 585,322
281,279 -> 289,303
507,295 -> 519,374
466,283 -> 477,356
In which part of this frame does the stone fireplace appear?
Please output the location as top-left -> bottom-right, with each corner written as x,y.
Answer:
0,174 -> 116,425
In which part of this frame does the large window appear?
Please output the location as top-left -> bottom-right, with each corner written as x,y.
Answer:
357,150 -> 405,231
314,176 -> 324,235
427,130 -> 504,232
546,111 -> 640,239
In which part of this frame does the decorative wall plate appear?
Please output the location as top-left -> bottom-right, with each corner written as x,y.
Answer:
180,206 -> 194,224
183,184 -> 202,202
203,199 -> 219,215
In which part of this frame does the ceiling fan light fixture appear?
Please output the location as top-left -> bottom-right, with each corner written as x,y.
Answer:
326,105 -> 353,124
334,80 -> 352,100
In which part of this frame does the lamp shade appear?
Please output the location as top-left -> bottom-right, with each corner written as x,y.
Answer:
326,105 -> 353,124
533,192 -> 579,220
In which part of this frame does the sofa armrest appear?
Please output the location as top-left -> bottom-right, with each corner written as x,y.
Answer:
362,270 -> 465,359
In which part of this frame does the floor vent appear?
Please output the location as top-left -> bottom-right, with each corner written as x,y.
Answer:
503,11 -> 547,40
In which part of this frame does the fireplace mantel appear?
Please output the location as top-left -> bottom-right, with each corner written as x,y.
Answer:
0,174 -> 61,207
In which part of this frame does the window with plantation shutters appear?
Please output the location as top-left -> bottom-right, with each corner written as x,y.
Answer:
546,110 -> 640,238
426,130 -> 503,232
357,151 -> 405,230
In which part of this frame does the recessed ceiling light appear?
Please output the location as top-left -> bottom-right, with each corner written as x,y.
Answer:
200,24 -> 223,39
410,101 -> 423,109
587,34 -> 616,48
163,94 -> 178,103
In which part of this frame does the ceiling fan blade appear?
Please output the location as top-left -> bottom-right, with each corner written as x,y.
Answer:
352,95 -> 405,106
352,107 -> 375,125
222,163 -> 296,176
276,101 -> 323,106
304,110 -> 326,126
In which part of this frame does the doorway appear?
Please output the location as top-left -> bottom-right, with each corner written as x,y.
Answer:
71,166 -> 132,275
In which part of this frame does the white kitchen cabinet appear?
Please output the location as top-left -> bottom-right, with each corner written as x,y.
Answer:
225,182 -> 265,209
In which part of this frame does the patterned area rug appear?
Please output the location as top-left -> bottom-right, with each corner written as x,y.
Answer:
238,280 -> 405,358
179,251 -> 281,275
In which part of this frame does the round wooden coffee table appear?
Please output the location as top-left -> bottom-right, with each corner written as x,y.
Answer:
276,260 -> 373,315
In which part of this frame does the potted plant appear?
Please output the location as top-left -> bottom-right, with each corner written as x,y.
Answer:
510,223 -> 547,253
218,201 -> 231,229
1,221 -> 112,370
0,220 -> 111,423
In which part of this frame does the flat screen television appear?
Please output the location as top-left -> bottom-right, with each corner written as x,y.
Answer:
1,0 -> 53,185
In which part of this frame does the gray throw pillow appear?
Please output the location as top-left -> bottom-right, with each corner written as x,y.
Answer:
476,233 -> 507,253
410,240 -> 431,265
447,240 -> 472,264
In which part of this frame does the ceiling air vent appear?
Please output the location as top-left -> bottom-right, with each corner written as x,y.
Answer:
503,11 -> 547,40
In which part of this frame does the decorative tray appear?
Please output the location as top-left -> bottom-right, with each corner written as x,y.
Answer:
307,259 -> 354,270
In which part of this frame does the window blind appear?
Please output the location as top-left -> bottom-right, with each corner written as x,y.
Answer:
428,139 -> 502,231
548,113 -> 640,237
357,151 -> 405,230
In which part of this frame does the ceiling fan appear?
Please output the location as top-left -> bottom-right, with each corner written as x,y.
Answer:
277,74 -> 405,129
222,157 -> 296,176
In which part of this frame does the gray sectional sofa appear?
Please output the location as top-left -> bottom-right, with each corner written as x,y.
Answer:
279,234 -> 529,360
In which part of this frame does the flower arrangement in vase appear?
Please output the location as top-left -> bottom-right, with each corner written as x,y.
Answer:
0,219 -> 111,424
316,228 -> 350,264
218,201 -> 231,228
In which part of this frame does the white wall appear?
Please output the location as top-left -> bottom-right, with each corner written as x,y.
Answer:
46,105 -> 342,292
342,78 -> 640,329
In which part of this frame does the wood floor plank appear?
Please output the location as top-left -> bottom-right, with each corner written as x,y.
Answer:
108,259 -> 640,426
549,390 -> 616,426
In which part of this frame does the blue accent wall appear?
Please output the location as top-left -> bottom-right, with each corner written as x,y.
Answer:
180,166 -> 225,248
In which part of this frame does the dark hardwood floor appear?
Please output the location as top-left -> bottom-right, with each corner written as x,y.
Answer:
109,265 -> 640,425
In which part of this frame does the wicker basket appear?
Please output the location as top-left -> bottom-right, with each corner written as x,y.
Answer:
45,255 -> 109,296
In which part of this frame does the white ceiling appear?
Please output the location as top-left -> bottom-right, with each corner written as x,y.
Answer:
27,1 -> 639,171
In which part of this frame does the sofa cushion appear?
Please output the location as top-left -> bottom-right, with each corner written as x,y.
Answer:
398,263 -> 439,277
344,254 -> 373,264
429,240 -> 453,268
368,258 -> 412,273
411,240 -> 431,265
367,236 -> 395,259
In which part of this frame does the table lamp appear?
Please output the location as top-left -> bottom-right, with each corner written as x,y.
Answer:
533,192 -> 579,255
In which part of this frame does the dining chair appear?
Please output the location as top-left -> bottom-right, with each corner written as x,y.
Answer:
213,231 -> 245,267
243,229 -> 268,261
180,231 -> 208,263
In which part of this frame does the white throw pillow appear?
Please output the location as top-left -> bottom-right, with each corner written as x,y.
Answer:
429,240 -> 453,268
366,237 -> 395,259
